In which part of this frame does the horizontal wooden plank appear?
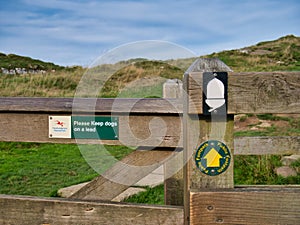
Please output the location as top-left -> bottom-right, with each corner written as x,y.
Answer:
0,113 -> 182,148
188,72 -> 300,114
0,112 -> 298,154
190,187 -> 300,225
0,194 -> 183,225
234,136 -> 300,155
70,149 -> 174,201
0,97 -> 182,114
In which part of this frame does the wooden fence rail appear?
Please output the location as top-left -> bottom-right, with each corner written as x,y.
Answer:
188,71 -> 300,114
190,187 -> 300,225
0,194 -> 183,225
0,97 -> 299,153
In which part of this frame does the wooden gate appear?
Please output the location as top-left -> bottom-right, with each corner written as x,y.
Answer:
0,58 -> 299,224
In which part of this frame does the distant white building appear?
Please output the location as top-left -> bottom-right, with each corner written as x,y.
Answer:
0,67 -> 46,75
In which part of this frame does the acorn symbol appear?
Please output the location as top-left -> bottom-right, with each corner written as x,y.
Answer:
205,74 -> 225,112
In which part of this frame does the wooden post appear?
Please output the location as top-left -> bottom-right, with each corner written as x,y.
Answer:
164,149 -> 184,206
183,58 -> 233,224
163,79 -> 184,206
163,79 -> 183,99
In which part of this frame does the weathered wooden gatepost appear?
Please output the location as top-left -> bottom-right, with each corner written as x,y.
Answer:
183,58 -> 233,225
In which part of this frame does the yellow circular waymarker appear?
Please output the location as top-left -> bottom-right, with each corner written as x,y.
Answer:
195,140 -> 231,176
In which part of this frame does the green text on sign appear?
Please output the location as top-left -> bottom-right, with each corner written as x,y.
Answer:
72,116 -> 119,140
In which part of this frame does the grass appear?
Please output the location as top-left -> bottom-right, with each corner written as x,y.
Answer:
0,142 -> 167,204
0,142 -> 133,197
0,70 -> 83,97
100,61 -> 183,98
124,185 -> 165,205
234,155 -> 300,185
234,114 -> 300,137
232,114 -> 300,185
118,80 -> 164,98
207,35 -> 300,72
256,114 -> 291,121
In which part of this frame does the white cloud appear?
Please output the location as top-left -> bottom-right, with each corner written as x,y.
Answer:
0,0 -> 299,65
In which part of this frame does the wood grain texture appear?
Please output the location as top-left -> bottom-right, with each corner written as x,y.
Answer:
188,71 -> 300,114
187,72 -> 203,114
164,169 -> 184,206
0,112 -> 298,155
183,58 -> 233,225
164,150 -> 184,206
0,97 -> 182,114
0,113 -> 182,148
190,188 -> 300,225
185,58 -> 232,74
187,116 -> 234,189
234,136 -> 300,155
70,149 -> 174,201
0,194 -> 183,225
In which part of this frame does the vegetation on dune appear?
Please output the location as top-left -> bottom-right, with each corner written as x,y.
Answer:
0,53 -> 65,71
0,35 -> 299,97
207,35 -> 300,72
0,69 -> 83,97
100,60 -> 183,97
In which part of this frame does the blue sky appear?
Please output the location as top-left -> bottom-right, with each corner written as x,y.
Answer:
0,0 -> 299,66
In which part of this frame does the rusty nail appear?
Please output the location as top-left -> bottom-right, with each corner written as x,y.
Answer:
207,205 -> 214,211
216,218 -> 223,223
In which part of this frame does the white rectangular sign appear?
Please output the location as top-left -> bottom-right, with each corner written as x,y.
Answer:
49,116 -> 71,138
